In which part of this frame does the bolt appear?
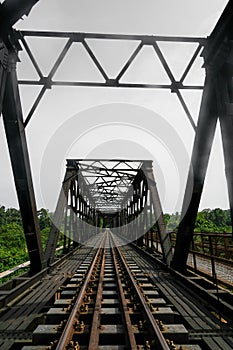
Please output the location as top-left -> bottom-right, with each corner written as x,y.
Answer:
74,320 -> 85,332
46,340 -> 58,350
66,341 -> 80,350
138,320 -> 144,330
166,339 -> 177,350
149,303 -> 154,312
169,340 -> 176,350
84,295 -> 91,303
57,320 -> 66,331
80,303 -> 88,312
156,319 -> 165,331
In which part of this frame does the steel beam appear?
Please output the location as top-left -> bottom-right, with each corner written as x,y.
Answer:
0,40 -> 8,113
2,49 -> 44,273
142,161 -> 172,265
217,66 -> 233,234
172,73 -> 218,271
172,0 -> 233,272
45,167 -> 78,265
0,0 -> 40,39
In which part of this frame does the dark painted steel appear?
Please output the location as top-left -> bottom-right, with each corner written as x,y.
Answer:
24,38 -> 73,127
180,44 -> 202,84
142,161 -> 172,265
17,30 -> 206,43
18,80 -> 203,90
172,73 -> 218,271
2,50 -> 44,273
216,70 -> 233,240
0,39 -> 8,113
15,30 -> 204,129
172,0 -> 233,271
0,0 -> 40,39
45,167 -> 80,265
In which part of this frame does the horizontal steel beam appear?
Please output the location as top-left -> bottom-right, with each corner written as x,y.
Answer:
17,30 -> 206,44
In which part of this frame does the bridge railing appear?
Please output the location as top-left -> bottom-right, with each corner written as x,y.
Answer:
152,231 -> 233,285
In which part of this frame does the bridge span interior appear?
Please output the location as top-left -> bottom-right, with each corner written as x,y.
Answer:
1,1 -> 233,350
45,159 -> 171,267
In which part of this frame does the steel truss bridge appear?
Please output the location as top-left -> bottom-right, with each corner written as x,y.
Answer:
1,1 -> 233,349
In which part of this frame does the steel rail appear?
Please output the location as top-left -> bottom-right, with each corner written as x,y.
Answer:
55,232 -> 107,350
125,241 -> 233,329
111,239 -> 138,349
110,233 -> 170,350
87,240 -> 106,350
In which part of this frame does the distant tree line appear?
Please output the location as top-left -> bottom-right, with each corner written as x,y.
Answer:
164,208 -> 232,233
0,206 -> 232,274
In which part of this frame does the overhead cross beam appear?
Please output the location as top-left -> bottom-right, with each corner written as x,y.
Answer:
15,30 -> 206,130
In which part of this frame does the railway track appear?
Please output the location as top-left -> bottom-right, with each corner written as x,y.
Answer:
13,230 -> 231,350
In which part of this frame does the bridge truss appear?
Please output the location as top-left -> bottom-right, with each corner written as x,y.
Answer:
0,1 -> 233,273
45,159 -> 172,266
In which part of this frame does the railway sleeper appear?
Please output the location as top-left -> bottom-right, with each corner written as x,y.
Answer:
9,232 -> 223,350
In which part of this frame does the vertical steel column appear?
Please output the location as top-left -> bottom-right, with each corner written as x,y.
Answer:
0,39 -> 8,113
172,72 -> 218,271
217,66 -> 233,232
2,50 -> 44,273
147,185 -> 153,249
73,179 -> 79,246
142,161 -> 172,265
45,166 -> 77,265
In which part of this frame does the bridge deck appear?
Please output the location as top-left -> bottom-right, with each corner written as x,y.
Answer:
0,232 -> 233,350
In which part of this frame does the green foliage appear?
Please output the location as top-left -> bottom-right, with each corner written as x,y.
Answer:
194,209 -> 232,233
164,208 -> 232,233
164,212 -> 180,232
37,208 -> 52,231
0,222 -> 28,271
0,207 -> 52,275
0,206 -> 22,226
40,227 -> 51,250
0,205 -> 232,277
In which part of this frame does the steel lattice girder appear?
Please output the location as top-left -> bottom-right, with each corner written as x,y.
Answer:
45,159 -> 172,265
14,30 -> 206,130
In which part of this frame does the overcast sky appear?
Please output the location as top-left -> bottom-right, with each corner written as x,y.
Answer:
0,0 -> 229,213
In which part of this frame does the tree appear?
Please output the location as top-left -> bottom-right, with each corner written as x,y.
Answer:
37,208 -> 52,231
0,206 -> 6,226
5,207 -> 22,225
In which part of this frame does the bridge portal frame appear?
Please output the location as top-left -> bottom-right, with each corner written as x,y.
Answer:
0,1 -> 233,272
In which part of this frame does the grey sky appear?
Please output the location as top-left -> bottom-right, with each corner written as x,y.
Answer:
0,0 -> 229,213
